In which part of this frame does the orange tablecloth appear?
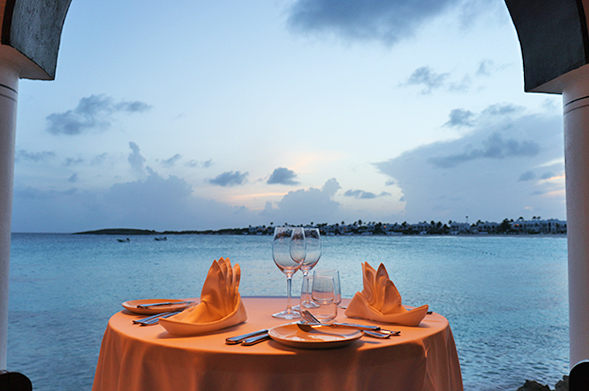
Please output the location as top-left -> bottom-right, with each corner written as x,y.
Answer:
92,297 -> 463,391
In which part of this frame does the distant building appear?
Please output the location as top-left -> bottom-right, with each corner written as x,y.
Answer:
450,221 -> 471,234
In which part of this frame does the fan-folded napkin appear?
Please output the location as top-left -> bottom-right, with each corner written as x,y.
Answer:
159,257 -> 247,335
345,262 -> 428,326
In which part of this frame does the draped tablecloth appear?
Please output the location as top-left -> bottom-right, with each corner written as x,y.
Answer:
92,297 -> 463,391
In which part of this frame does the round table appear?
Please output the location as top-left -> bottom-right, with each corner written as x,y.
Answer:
92,297 -> 463,391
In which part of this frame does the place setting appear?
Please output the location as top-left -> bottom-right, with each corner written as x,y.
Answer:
120,225 -> 429,349
125,226 -> 422,349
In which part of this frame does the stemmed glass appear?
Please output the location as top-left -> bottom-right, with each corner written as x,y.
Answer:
272,226 -> 306,319
298,227 -> 322,309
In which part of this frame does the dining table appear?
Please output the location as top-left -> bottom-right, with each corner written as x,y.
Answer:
92,297 -> 463,391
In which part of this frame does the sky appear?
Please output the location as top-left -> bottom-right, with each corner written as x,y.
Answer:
11,0 -> 566,233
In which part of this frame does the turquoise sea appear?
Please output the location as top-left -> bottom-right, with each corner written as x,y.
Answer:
7,233 -> 568,390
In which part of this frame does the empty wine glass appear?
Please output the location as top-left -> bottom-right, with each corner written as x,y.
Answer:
298,227 -> 322,309
272,226 -> 305,319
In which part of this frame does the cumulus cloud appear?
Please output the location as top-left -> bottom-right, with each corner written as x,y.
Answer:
428,132 -> 540,168
128,142 -> 146,174
68,173 -> 79,183
161,154 -> 182,168
374,105 -> 565,222
444,109 -> 475,127
267,167 -> 299,185
343,189 -> 390,199
208,171 -> 248,187
287,0 -> 465,46
12,169 -> 260,233
46,94 -> 151,135
15,150 -> 56,163
261,178 -> 342,225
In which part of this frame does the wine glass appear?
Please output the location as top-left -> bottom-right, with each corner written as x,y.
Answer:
272,226 -> 306,319
298,227 -> 322,309
313,269 -> 341,308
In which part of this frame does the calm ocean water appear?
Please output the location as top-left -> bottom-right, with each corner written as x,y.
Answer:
7,233 -> 568,390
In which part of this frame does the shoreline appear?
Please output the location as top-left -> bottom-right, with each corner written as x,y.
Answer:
69,228 -> 567,237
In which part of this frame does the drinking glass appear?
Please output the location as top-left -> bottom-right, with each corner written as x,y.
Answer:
307,275 -> 337,321
298,227 -> 322,309
313,269 -> 341,308
272,226 -> 306,319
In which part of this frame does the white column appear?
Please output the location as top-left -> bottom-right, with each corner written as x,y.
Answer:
0,61 -> 19,370
563,71 -> 589,366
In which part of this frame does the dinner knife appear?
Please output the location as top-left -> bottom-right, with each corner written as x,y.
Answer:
225,329 -> 268,345
136,300 -> 195,309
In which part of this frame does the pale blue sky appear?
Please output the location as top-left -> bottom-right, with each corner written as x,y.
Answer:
11,0 -> 565,233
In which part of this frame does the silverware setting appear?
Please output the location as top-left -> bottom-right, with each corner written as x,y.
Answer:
300,310 -> 400,338
133,311 -> 182,326
225,329 -> 268,345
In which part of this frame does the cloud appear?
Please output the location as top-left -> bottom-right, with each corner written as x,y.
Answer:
91,153 -> 108,165
444,109 -> 475,127
541,171 -> 555,180
64,157 -> 84,166
267,167 -> 299,185
428,132 -> 540,168
374,106 -> 565,222
46,94 -> 151,135
261,178 -> 342,225
128,142 -> 146,174
186,159 -> 213,168
518,171 -> 536,182
286,0 -> 462,46
12,169 -> 261,233
404,67 -> 449,94
208,171 -> 248,187
161,154 -> 182,168
343,189 -> 391,199
477,59 -> 494,76
403,66 -> 473,94
68,173 -> 79,183
482,103 -> 523,116
15,150 -> 56,163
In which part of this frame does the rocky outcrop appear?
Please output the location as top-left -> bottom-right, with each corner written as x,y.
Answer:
517,376 -> 569,391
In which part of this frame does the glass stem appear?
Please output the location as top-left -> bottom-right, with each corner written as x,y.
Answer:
286,275 -> 293,313
302,271 -> 309,303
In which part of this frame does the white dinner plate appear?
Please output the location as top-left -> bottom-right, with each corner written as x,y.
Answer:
268,323 -> 362,349
122,299 -> 194,315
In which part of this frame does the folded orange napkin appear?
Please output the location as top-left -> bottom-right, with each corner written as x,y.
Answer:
159,257 -> 247,335
345,262 -> 428,326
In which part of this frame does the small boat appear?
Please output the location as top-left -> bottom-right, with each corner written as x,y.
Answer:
117,238 -> 130,242
154,237 -> 167,241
